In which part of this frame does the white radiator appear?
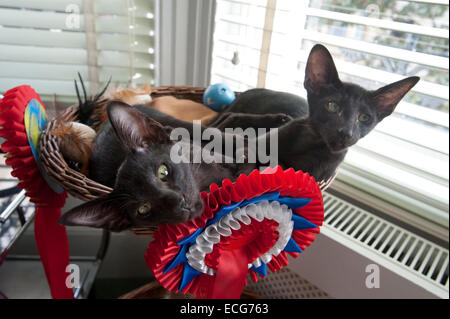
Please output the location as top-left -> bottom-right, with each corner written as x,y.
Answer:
246,192 -> 448,299
283,192 -> 449,299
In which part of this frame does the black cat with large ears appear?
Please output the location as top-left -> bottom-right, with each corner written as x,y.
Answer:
304,43 -> 419,119
233,44 -> 419,181
60,101 -> 204,231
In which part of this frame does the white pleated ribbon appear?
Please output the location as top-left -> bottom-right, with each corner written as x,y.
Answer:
185,200 -> 294,275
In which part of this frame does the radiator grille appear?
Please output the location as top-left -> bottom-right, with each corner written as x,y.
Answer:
323,192 -> 449,291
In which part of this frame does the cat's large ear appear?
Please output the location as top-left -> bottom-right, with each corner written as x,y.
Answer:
59,194 -> 131,232
107,100 -> 171,151
304,44 -> 341,94
371,76 -> 420,119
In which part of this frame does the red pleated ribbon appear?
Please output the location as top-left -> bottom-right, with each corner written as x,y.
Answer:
0,86 -> 72,299
145,166 -> 324,299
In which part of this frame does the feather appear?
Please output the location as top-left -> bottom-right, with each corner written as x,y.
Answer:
51,122 -> 96,176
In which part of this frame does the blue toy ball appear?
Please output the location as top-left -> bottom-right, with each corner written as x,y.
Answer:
203,83 -> 236,112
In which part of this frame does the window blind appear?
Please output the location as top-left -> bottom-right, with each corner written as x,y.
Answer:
0,0 -> 155,104
211,0 -> 449,228
211,0 -> 269,90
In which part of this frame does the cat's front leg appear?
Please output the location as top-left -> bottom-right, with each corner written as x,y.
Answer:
210,113 -> 293,131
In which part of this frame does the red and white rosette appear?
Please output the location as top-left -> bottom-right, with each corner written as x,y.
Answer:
145,166 -> 324,299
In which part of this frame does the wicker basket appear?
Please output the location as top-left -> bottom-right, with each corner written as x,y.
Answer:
39,86 -> 335,237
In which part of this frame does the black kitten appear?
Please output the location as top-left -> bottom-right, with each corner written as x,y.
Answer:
221,45 -> 420,181
60,44 -> 419,231
60,102 -> 204,232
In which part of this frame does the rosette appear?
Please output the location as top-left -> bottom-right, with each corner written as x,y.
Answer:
0,86 -> 71,299
145,166 -> 324,299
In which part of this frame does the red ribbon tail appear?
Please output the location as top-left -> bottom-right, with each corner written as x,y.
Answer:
34,207 -> 73,299
207,248 -> 248,299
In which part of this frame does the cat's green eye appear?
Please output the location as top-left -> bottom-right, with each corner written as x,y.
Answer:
359,113 -> 371,123
326,101 -> 340,113
158,164 -> 169,181
137,202 -> 151,215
